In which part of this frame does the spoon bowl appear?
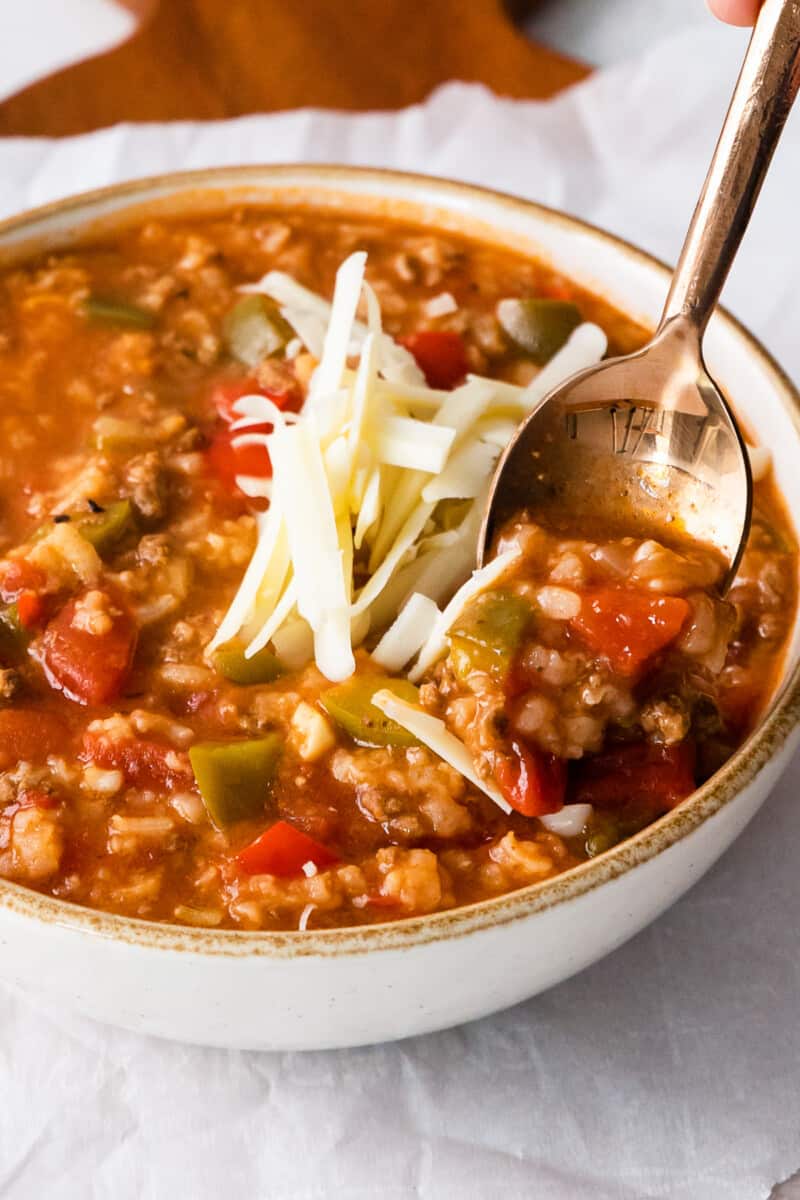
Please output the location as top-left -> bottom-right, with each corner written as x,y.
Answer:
479,316 -> 752,588
481,0 -> 799,584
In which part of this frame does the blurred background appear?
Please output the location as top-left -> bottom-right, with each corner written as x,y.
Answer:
0,0 -> 710,116
532,0 -> 702,60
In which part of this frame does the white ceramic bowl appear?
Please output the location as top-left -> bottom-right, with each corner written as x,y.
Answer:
0,165 -> 798,1051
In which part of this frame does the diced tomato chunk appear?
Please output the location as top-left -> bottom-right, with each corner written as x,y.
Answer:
41,591 -> 137,706
572,740 -> 696,816
571,588 -> 690,677
399,330 -> 469,390
81,731 -> 192,789
16,592 -> 44,629
0,559 -> 46,603
237,819 -> 338,877
0,708 -> 69,762
494,740 -> 566,817
206,428 -> 272,489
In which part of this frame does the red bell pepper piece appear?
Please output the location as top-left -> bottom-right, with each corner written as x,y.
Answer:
41,591 -> 137,706
210,376 -> 301,423
16,592 -> 44,630
206,377 -> 302,491
0,559 -> 46,604
399,330 -> 469,390
572,740 -> 695,815
571,588 -> 690,678
494,740 -> 566,817
206,428 -> 273,489
237,819 -> 338,877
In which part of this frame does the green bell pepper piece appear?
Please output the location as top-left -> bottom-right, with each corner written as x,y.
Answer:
83,294 -> 156,330
75,500 -> 136,557
212,640 -> 284,686
321,676 -> 421,748
434,498 -> 473,532
223,295 -> 292,367
34,500 -> 136,559
449,589 -> 532,683
497,297 -> 582,365
0,603 -> 29,665
584,813 -> 621,858
189,735 -> 282,828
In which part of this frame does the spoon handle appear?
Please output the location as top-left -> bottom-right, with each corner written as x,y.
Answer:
660,0 -> 800,336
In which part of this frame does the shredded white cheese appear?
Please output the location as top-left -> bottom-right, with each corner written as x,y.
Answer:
421,439 -> 500,503
375,415 -> 456,473
260,423 -> 353,680
539,804 -> 593,837
311,251 -> 366,401
350,501 -> 435,619
518,323 -> 608,412
271,618 -> 313,669
298,903 -> 317,930
212,251 -> 606,688
372,690 -> 512,814
371,593 -> 441,672
234,475 -> 273,500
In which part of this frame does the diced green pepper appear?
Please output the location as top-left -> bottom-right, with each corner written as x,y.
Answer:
0,603 -> 29,664
585,810 -> 657,857
434,498 -> 473,532
750,508 -> 795,555
449,590 -> 532,684
34,500 -> 136,559
189,735 -> 282,828
212,640 -> 284,686
497,297 -> 582,365
321,676 -> 421,747
83,294 -> 156,330
75,500 -> 135,558
584,814 -> 621,858
223,295 -> 292,367
92,416 -> 151,451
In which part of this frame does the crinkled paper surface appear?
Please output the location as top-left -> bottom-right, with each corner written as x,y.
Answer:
2,23 -> 800,1200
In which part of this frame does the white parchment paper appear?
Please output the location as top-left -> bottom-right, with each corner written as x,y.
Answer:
2,22 -> 800,1200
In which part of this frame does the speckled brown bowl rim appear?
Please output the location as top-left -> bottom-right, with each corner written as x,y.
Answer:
0,163 -> 798,960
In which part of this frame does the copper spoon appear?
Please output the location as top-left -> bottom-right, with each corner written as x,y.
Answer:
479,0 -> 800,590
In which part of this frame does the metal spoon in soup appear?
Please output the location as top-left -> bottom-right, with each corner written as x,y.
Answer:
480,0 -> 800,591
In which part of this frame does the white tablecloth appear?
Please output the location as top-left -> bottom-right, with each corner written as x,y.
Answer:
2,22 -> 800,1200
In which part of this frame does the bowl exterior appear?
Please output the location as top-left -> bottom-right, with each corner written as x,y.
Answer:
0,734 -> 795,1050
0,166 -> 797,1049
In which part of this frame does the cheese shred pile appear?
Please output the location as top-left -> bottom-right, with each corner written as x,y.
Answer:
209,252 -> 607,694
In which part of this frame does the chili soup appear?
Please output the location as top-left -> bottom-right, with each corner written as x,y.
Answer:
0,207 -> 794,932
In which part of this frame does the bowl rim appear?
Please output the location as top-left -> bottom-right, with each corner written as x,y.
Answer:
0,161 -> 798,959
